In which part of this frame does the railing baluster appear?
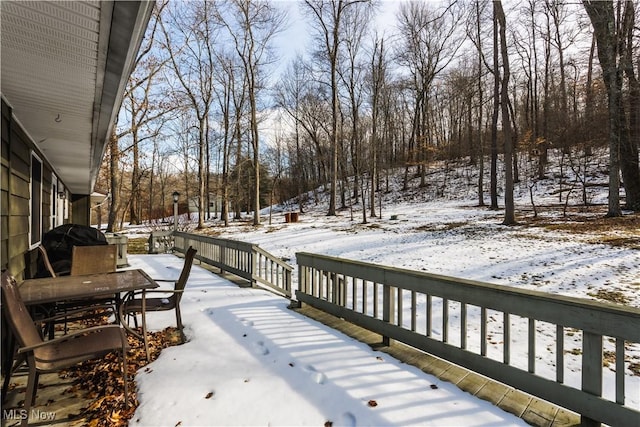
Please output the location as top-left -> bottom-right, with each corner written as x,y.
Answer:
382,284 -> 395,346
352,277 -> 357,311
556,325 -> 564,383
443,298 -> 449,343
528,318 -> 535,373
411,290 -> 417,332
616,338 -> 625,405
504,312 -> 510,364
397,288 -> 403,327
362,280 -> 368,315
426,294 -> 432,338
461,303 -> 467,350
373,282 -> 379,319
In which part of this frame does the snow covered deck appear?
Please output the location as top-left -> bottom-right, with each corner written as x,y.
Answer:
128,253 -> 573,426
4,253 -> 578,426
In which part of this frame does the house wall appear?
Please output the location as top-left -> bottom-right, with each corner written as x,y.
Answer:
1,98 -> 60,279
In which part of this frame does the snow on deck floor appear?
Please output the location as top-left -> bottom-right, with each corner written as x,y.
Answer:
128,254 -> 527,427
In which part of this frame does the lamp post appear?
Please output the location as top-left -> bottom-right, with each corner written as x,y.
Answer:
172,191 -> 180,232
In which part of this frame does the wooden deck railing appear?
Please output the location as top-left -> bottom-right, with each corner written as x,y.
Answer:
167,231 -> 292,298
295,252 -> 640,427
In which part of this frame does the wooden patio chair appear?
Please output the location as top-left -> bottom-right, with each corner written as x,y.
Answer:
70,244 -> 117,276
37,245 -> 57,278
70,244 -> 119,309
45,245 -> 119,337
120,247 -> 197,359
1,271 -> 129,426
36,244 -> 71,278
32,245 -> 60,338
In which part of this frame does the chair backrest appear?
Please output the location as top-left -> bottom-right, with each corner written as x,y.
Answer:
70,245 -> 117,276
1,272 -> 44,350
174,247 -> 197,303
37,245 -> 57,278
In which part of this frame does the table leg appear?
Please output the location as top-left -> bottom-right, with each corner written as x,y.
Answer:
141,290 -> 149,361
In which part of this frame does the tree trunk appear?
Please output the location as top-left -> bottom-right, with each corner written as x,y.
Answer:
619,1 -> 640,210
129,132 -> 141,225
583,0 -> 622,217
490,1 -> 499,210
495,1 -> 515,225
107,131 -> 120,232
475,1 -> 485,207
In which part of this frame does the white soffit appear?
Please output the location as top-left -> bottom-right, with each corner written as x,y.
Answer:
1,1 -> 153,195
1,1 -> 100,193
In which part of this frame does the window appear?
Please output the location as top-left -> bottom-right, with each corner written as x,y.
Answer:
52,179 -> 57,226
30,153 -> 42,246
51,174 -> 65,227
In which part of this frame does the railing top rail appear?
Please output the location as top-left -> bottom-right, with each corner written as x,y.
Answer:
296,252 -> 640,339
174,231 -> 255,251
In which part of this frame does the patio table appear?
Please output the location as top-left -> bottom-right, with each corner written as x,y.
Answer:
18,269 -> 158,306
20,269 -> 162,361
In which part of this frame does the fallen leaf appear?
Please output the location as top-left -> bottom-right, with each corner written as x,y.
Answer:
430,384 -> 439,389
324,422 -> 333,427
368,400 -> 378,407
205,392 -> 214,399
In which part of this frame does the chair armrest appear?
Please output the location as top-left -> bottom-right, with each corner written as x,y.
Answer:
17,325 -> 124,353
121,288 -> 183,300
124,280 -> 177,297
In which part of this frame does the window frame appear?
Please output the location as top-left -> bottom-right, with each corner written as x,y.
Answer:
29,152 -> 43,248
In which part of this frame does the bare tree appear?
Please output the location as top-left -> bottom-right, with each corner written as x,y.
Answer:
106,130 -> 121,232
216,0 -> 285,225
109,2 -> 170,231
212,50 -> 240,226
160,1 -> 218,228
303,0 -> 373,216
466,0 -> 490,207
489,0 -> 500,210
396,1 -> 464,190
275,55 -> 317,212
367,33 -> 388,218
494,1 -> 515,225
337,4 -> 372,222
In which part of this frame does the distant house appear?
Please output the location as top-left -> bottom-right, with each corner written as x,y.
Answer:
1,1 -> 153,279
188,193 -> 224,217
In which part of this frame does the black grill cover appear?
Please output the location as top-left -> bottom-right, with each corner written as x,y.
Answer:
38,224 -> 107,277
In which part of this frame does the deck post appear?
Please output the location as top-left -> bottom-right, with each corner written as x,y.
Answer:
382,284 -> 395,346
580,331 -> 602,427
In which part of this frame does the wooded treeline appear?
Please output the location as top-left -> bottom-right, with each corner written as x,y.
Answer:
98,0 -> 640,231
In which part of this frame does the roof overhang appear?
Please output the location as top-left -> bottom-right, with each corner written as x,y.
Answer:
1,0 -> 153,194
